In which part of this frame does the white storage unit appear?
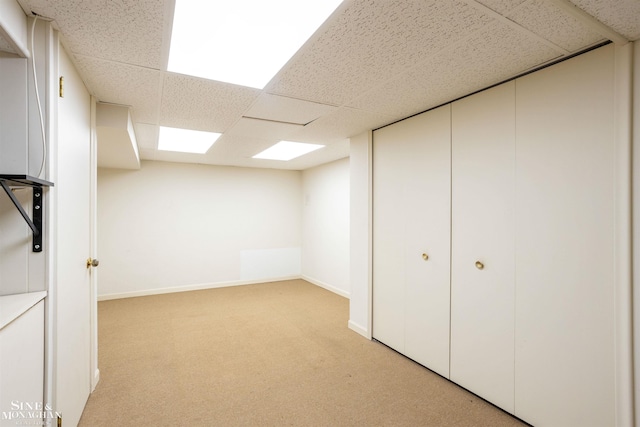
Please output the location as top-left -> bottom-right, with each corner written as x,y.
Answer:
372,44 -> 618,426
514,45 -> 615,427
450,81 -> 516,412
372,105 -> 451,377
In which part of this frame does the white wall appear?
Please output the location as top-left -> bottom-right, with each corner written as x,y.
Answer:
348,131 -> 371,338
632,40 -> 639,427
97,160 -> 302,299
0,188 -> 36,295
301,158 -> 350,297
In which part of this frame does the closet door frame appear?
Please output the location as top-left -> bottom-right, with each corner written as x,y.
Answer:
365,43 -> 634,426
613,42 -> 633,427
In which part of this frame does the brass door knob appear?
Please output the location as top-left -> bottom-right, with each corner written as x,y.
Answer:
475,261 -> 484,270
422,253 -> 429,261
86,258 -> 99,268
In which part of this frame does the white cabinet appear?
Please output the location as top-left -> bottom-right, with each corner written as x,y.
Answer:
0,296 -> 45,427
450,81 -> 516,412
372,44 -> 618,426
514,45 -> 615,427
372,105 -> 451,377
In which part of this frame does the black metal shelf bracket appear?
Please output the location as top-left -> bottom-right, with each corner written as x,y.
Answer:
0,175 -> 53,253
32,187 -> 43,252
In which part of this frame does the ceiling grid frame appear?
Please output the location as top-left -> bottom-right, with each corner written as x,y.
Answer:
5,0 -> 638,170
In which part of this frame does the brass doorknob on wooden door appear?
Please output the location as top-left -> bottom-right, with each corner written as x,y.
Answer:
86,258 -> 99,268
475,261 -> 484,270
422,253 -> 429,261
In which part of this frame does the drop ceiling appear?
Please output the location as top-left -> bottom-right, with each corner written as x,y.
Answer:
5,0 -> 640,170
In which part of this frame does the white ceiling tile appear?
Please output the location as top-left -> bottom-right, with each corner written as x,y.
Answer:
18,0 -> 167,68
346,72 -> 448,122
148,150 -> 211,165
138,148 -> 157,161
290,107 -> 397,144
283,141 -> 349,171
267,0 -> 493,106
349,20 -> 561,118
471,0 -> 529,14
73,55 -> 162,124
245,94 -> 337,125
225,117 -> 303,141
206,134 -> 275,161
203,134 -> 349,171
160,73 -> 260,133
571,0 -> 640,40
133,123 -> 159,150
196,134 -> 299,169
507,0 -> 605,52
432,20 -> 563,89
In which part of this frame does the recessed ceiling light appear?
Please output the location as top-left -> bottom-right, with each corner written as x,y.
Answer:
158,126 -> 221,154
253,141 -> 324,161
168,0 -> 343,89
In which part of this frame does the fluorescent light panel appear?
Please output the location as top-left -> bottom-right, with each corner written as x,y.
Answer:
158,126 -> 221,154
168,0 -> 343,89
253,141 -> 324,161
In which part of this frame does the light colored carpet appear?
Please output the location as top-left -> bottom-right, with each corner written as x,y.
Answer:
79,279 -> 527,426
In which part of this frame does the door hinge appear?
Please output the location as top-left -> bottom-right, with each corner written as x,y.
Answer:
59,76 -> 64,98
57,415 -> 62,427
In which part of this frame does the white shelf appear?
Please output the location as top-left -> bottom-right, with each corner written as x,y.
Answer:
0,291 -> 47,330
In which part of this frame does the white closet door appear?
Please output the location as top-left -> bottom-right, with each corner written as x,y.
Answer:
515,45 -> 615,426
373,105 -> 451,377
450,82 -> 515,412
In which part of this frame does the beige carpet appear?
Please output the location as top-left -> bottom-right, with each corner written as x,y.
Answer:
79,279 -> 527,426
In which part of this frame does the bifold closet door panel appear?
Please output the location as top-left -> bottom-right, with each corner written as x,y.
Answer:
514,45 -> 615,427
450,81 -> 515,413
373,105 -> 451,377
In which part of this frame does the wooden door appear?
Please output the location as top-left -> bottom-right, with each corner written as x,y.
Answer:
450,81 -> 515,412
55,46 -> 92,427
372,105 -> 451,377
514,45 -> 615,426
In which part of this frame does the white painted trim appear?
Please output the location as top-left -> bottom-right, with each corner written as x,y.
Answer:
366,130 -> 373,339
348,130 -> 374,340
632,40 -> 640,427
89,96 -> 99,393
301,275 -> 349,298
97,276 -> 301,301
43,22 -> 59,417
348,320 -> 370,339
613,42 -> 634,427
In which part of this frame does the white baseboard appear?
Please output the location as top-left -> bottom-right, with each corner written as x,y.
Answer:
91,369 -> 100,392
348,320 -> 370,339
301,275 -> 350,299
97,276 -> 301,301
